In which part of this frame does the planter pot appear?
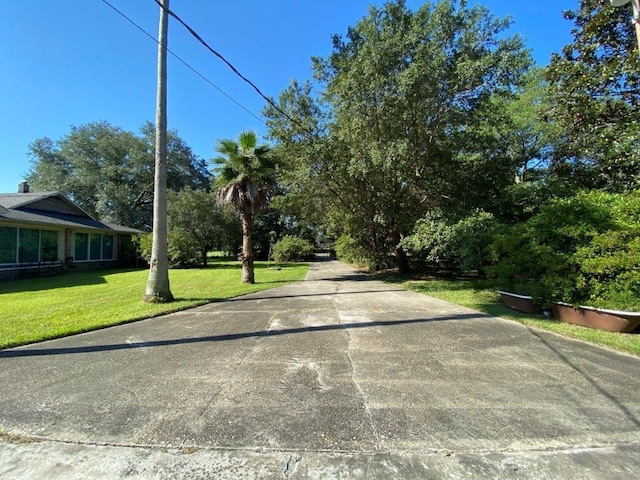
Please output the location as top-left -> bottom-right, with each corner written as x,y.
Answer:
497,291 -> 536,314
551,302 -> 640,333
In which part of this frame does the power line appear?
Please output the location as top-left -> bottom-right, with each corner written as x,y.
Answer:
150,0 -> 302,130
100,0 -> 264,124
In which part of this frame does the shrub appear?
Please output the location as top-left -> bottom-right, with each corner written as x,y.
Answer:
133,231 -> 201,268
400,210 -> 455,268
489,190 -> 640,310
273,236 -> 314,262
453,211 -> 503,271
573,227 -> 640,310
167,230 -> 201,267
334,234 -> 373,268
134,233 -> 152,264
401,209 -> 502,272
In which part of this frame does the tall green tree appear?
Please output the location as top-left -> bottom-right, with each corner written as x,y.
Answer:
167,188 -> 239,267
266,0 -> 531,272
213,131 -> 276,283
26,121 -> 211,230
488,67 -> 560,184
546,0 -> 640,191
480,67 -> 568,223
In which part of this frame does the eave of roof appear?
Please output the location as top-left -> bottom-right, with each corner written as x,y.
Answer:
0,208 -> 143,234
0,191 -> 143,234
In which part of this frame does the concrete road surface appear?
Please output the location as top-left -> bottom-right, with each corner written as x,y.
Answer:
1,259 -> 639,479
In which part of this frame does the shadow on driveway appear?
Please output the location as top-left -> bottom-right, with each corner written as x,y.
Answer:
0,312 -> 487,358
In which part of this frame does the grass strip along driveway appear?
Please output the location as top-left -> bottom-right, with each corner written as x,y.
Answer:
376,273 -> 640,357
0,262 -> 308,349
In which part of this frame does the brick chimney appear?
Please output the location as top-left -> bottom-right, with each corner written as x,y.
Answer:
18,181 -> 30,193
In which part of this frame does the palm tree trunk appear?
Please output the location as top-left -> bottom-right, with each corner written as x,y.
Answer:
241,209 -> 255,283
143,0 -> 174,303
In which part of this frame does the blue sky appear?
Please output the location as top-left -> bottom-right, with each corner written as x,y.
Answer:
0,0 -> 579,193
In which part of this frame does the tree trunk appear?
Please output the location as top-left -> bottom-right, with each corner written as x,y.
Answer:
143,0 -> 174,303
395,244 -> 410,274
201,247 -> 208,267
391,229 -> 410,274
241,210 -> 255,283
371,225 -> 380,271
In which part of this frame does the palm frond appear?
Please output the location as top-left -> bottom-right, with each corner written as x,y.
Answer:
214,130 -> 276,212
216,138 -> 238,156
238,131 -> 257,150
254,145 -> 271,157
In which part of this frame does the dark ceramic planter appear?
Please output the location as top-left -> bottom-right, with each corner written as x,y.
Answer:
551,302 -> 640,333
497,291 -> 536,314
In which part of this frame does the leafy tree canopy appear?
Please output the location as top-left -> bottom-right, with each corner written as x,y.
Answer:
546,0 -> 640,191
266,0 -> 532,271
26,121 -> 211,230
167,188 -> 240,267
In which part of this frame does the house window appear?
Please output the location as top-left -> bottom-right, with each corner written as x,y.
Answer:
75,233 -> 88,261
74,232 -> 115,261
0,227 -> 58,264
41,230 -> 58,262
89,234 -> 102,260
0,226 -> 17,264
102,235 -> 114,260
18,228 -> 40,263
0,227 -> 59,264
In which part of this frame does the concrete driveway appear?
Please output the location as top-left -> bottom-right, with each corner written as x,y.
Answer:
1,259 -> 639,479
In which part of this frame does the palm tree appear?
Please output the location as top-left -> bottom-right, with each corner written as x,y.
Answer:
214,131 -> 275,283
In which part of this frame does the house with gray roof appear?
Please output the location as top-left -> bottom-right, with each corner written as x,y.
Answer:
0,182 -> 142,280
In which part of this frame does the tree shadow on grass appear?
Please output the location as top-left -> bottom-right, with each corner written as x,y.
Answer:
0,269 -> 130,294
185,262 -> 305,271
375,271 -> 497,294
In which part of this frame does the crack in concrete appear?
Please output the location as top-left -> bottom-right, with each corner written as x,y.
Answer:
333,295 -> 381,450
344,326 -> 381,448
282,453 -> 302,478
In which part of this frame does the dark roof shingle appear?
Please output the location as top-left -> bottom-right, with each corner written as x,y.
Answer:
0,192 -> 142,234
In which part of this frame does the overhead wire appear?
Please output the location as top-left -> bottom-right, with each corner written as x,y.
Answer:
149,0 -> 304,131
100,0 -> 264,124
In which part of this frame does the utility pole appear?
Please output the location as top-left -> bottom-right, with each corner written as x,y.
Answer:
143,0 -> 174,303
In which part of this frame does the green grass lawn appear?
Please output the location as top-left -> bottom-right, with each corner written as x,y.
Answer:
0,261 -> 308,349
376,272 -> 640,357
